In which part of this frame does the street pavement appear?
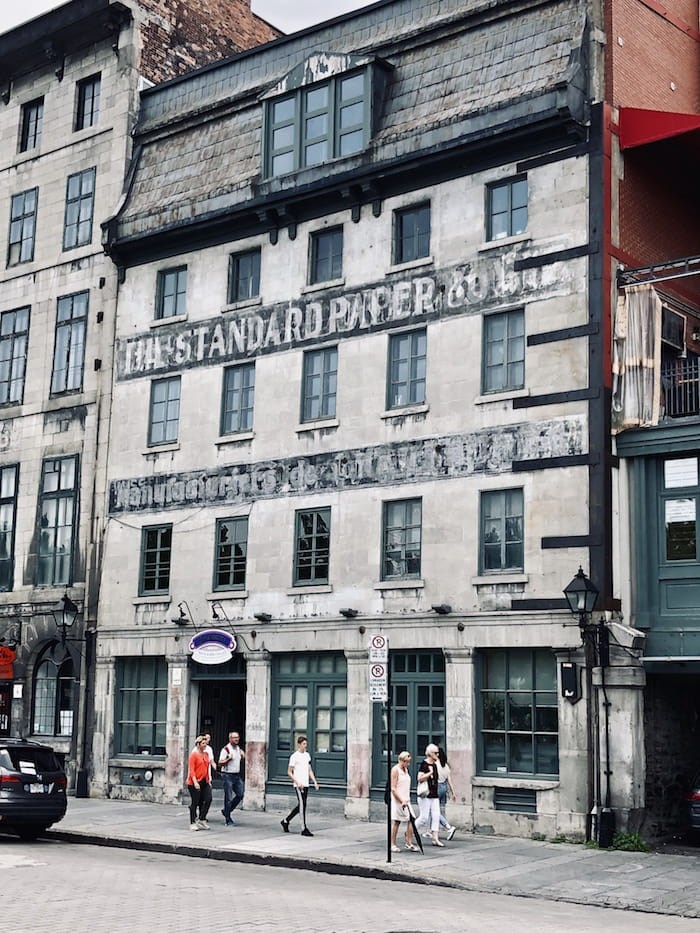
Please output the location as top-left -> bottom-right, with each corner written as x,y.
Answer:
41,795 -> 700,920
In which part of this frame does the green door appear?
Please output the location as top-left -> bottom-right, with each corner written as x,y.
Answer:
371,650 -> 445,789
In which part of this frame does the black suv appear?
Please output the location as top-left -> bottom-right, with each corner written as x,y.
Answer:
0,738 -> 67,839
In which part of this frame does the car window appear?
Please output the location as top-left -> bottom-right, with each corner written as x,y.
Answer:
0,749 -> 12,770
3,747 -> 62,773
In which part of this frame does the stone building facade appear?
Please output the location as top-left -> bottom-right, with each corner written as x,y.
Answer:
0,0 -> 280,787
94,0 -> 648,839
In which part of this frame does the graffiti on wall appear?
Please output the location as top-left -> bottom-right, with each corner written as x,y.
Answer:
116,247 -> 579,381
109,416 -> 586,514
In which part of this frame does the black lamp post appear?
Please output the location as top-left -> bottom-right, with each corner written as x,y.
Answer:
563,567 -> 609,667
563,567 -> 615,848
51,593 -> 80,646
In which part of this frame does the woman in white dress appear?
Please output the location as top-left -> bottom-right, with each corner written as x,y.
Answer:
389,751 -> 418,852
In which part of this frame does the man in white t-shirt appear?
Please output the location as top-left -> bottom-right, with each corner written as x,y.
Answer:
280,735 -> 319,837
218,731 -> 245,826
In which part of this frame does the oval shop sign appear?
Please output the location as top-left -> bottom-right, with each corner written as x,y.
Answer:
189,629 -> 237,665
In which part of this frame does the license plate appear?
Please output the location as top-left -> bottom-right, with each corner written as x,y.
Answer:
29,784 -> 45,794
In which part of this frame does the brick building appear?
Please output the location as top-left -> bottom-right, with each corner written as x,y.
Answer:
607,0 -> 700,836
0,0 -> 280,789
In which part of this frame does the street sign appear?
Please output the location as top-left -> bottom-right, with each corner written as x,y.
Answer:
369,633 -> 388,662
369,634 -> 388,701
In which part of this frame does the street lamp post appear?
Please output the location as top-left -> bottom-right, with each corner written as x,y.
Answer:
51,593 -> 80,646
563,567 -> 615,848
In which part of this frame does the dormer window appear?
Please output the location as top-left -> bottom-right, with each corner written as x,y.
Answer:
263,55 -> 391,179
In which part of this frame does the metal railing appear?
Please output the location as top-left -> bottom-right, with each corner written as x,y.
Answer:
661,358 -> 700,418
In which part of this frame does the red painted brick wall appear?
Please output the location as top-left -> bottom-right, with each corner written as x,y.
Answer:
135,0 -> 282,84
608,0 -> 700,112
610,0 -> 700,306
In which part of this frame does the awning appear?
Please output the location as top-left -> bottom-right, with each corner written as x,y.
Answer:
619,107 -> 700,150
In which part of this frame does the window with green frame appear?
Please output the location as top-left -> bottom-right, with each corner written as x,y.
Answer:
387,329 -> 426,409
270,653 -> 347,785
486,176 -> 528,240
139,524 -> 172,596
478,648 -> 558,777
382,498 -> 422,580
301,347 -> 337,422
293,507 -> 330,585
480,488 -> 523,572
482,309 -> 525,393
115,657 -> 167,756
371,651 -> 445,788
265,70 -> 369,177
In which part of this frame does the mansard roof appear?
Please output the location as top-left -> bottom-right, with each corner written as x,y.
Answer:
104,0 -> 590,264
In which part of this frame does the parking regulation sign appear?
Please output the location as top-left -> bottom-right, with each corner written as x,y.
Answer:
368,634 -> 388,701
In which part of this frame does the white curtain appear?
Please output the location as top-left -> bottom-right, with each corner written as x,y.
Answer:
611,284 -> 662,433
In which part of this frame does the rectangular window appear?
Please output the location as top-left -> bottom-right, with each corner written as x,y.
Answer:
75,74 -> 101,131
63,168 -> 95,250
156,266 -> 187,319
8,188 -> 38,266
0,465 -> 18,592
0,307 -> 30,405
394,204 -> 430,264
37,455 -> 78,587
663,457 -> 699,562
309,227 -> 343,285
221,363 -> 255,434
228,248 -> 261,303
387,329 -> 427,409
116,658 -> 167,756
294,507 -> 331,585
382,498 -> 422,580
483,309 -> 525,393
51,291 -> 88,396
302,347 -> 337,422
487,176 -> 528,240
19,97 -> 43,152
214,517 -> 248,590
139,525 -> 172,596
148,377 -> 180,446
271,653 -> 347,784
266,70 -> 368,176
481,488 -> 524,572
479,648 -> 558,777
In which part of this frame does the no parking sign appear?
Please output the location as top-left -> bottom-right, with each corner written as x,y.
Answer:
368,634 -> 388,701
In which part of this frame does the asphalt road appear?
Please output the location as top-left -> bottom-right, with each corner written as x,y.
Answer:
1,839 -> 699,932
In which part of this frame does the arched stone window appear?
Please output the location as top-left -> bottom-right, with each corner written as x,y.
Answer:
32,645 -> 74,736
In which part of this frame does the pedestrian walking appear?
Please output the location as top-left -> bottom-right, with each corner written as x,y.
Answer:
414,743 -> 443,846
280,735 -> 319,836
389,751 -> 418,852
218,731 -> 245,826
436,746 -> 457,841
187,735 -> 212,831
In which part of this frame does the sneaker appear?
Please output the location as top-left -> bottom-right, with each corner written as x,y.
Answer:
189,823 -> 200,831
197,819 -> 210,830
280,819 -> 290,833
447,826 -> 456,841
228,818 -> 236,826
301,828 -> 314,837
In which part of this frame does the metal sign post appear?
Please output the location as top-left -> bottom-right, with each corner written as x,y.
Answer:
368,634 -> 391,862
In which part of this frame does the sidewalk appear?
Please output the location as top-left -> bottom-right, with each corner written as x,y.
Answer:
41,795 -> 700,919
